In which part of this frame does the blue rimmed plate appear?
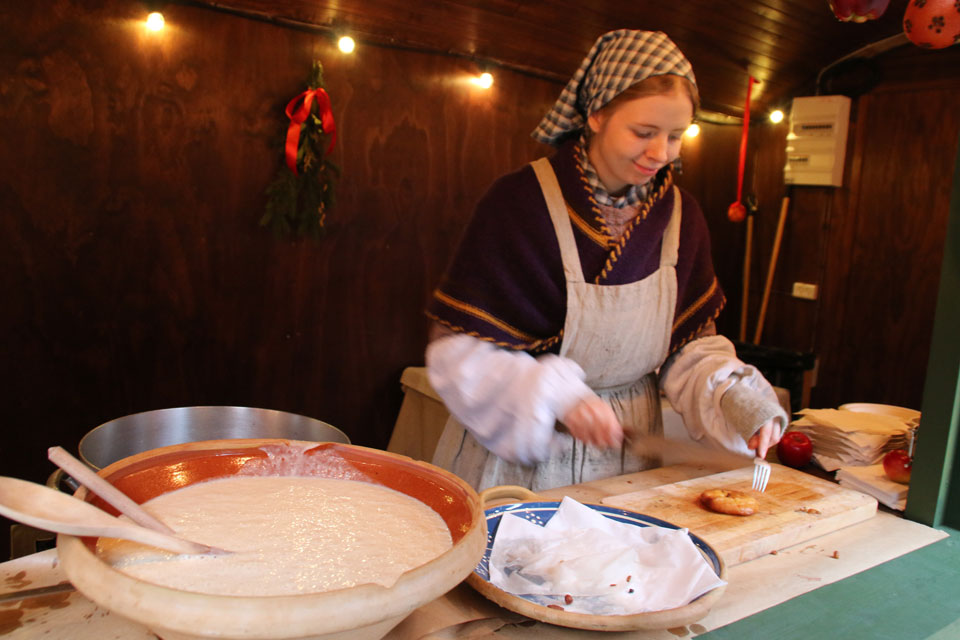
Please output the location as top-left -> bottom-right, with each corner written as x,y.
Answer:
465,498 -> 726,631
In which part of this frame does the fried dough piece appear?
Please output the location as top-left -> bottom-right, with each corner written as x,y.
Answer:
699,488 -> 757,516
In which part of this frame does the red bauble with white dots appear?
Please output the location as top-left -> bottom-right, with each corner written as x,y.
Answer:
903,0 -> 960,49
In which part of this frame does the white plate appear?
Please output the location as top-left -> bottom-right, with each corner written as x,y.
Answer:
839,403 -> 920,423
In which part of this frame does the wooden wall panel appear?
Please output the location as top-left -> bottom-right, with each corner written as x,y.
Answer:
738,46 -> 960,412
823,86 -> 958,407
0,1 -> 753,499
201,0 -> 913,118
672,121 -> 745,339
0,0 -> 561,493
743,118 -> 827,352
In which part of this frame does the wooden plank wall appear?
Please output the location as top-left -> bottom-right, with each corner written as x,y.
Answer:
745,46 -> 960,410
0,1 -> 561,486
0,2 -> 957,554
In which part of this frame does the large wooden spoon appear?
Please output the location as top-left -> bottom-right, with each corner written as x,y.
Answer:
47,446 -> 175,534
0,476 -> 225,555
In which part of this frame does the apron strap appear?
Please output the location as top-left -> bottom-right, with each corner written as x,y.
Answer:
531,158 -> 584,284
659,186 -> 683,268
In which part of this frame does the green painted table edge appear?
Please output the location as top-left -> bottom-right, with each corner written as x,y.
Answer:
700,526 -> 960,640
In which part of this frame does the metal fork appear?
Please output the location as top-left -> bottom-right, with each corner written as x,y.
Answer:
752,457 -> 771,493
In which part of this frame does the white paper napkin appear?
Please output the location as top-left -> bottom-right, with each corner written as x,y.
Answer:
836,464 -> 908,510
488,497 -> 725,615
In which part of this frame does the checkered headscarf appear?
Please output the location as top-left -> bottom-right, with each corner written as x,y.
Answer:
531,30 -> 696,147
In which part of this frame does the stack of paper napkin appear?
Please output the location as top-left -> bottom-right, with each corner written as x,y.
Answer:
788,408 -> 913,471
836,464 -> 908,511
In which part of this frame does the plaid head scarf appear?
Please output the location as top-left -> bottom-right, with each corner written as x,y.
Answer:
531,30 -> 696,147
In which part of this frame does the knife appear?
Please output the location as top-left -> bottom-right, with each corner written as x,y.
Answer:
626,433 -> 754,470
554,423 -> 755,470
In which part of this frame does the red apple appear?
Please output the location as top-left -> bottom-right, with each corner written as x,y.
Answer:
883,449 -> 912,484
776,431 -> 814,468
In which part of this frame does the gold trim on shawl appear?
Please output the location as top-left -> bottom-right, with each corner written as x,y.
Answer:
673,277 -> 720,331
567,204 -> 613,247
595,170 -> 674,284
669,290 -> 727,356
573,150 -> 615,239
432,290 -> 536,341
426,312 -> 562,353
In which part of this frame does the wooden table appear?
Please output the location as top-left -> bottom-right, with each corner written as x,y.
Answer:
0,464 -> 947,639
384,463 -> 948,639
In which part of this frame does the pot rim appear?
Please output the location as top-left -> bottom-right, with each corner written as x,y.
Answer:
77,406 -> 351,469
57,439 -> 487,639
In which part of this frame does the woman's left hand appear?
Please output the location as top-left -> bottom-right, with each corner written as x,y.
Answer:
747,419 -> 781,459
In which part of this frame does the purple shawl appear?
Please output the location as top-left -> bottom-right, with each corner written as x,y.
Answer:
427,140 -> 725,357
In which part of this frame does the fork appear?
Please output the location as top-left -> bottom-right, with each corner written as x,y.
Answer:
752,457 -> 771,493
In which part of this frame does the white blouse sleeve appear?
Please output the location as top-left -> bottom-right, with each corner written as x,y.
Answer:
425,334 -> 596,465
660,334 -> 787,456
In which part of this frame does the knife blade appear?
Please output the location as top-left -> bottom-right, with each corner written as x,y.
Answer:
626,433 -> 754,470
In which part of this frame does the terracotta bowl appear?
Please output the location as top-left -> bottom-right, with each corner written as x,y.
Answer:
56,439 -> 486,640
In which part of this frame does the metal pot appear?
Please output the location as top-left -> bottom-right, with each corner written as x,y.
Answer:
51,406 -> 350,491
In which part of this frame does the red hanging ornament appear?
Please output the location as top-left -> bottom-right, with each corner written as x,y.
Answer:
829,0 -> 891,22
903,0 -> 960,50
727,76 -> 754,223
262,61 -> 340,239
727,202 -> 747,223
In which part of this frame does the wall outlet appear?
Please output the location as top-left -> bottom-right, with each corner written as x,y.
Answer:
792,282 -> 818,300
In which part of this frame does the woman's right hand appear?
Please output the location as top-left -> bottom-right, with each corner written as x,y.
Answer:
561,397 -> 623,449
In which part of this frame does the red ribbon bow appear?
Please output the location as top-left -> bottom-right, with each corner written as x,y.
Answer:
284,88 -> 336,175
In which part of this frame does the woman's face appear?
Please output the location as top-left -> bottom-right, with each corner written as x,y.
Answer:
586,91 -> 693,196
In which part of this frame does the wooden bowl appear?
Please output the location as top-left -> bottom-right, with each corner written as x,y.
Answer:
56,439 -> 486,640
466,486 -> 726,631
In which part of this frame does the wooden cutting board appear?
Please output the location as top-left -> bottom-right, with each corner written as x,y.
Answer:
601,463 -> 877,566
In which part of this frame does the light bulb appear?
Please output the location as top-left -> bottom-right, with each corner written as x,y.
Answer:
338,36 -> 355,53
769,109 -> 784,124
684,123 -> 700,138
146,11 -> 165,32
469,72 -> 493,89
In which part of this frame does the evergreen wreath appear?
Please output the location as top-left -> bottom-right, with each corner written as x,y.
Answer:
261,61 -> 339,238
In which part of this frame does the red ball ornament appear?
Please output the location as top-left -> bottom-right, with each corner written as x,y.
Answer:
829,0 -> 891,22
727,202 -> 747,223
903,0 -> 960,50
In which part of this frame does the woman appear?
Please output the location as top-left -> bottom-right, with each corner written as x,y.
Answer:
425,29 -> 786,491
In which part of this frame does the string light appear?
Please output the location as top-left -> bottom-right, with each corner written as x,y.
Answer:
769,109 -> 784,124
337,35 -> 355,53
145,11 -> 165,32
684,123 -> 700,138
469,72 -> 493,89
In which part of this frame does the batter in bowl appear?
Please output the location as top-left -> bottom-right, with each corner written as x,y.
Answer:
96,476 -> 453,596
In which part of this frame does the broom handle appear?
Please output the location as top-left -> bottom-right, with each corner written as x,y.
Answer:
739,214 -> 754,342
753,196 -> 790,344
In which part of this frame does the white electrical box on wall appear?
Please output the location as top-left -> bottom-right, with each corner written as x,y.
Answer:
784,95 -> 851,187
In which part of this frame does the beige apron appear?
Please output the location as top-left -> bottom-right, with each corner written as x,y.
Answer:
432,158 -> 682,491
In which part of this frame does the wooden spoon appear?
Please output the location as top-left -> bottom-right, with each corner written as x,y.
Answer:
0,476 -> 226,555
47,446 -> 175,534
